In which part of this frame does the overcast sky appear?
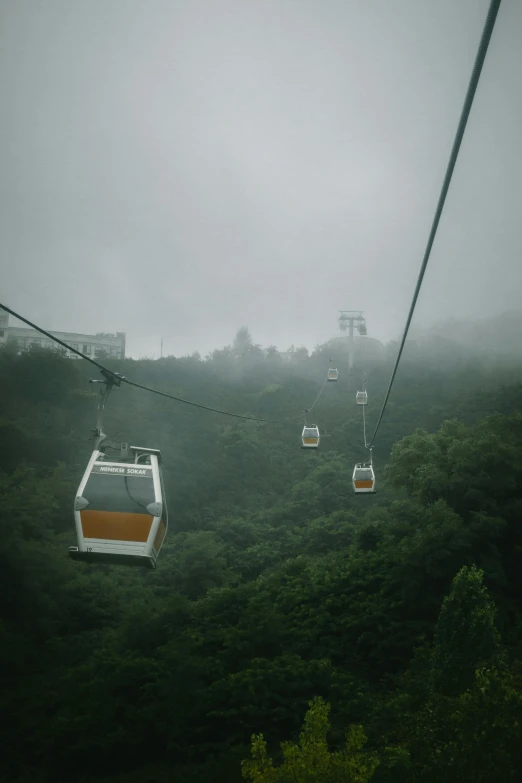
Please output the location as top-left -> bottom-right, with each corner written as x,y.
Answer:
0,0 -> 520,358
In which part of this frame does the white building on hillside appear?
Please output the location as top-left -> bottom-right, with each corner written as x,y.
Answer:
0,309 -> 8,347
0,308 -> 125,359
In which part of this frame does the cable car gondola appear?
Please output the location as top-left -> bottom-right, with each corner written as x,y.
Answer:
301,425 -> 320,448
352,463 -> 375,493
327,368 -> 339,382
358,321 -> 367,336
356,390 -> 368,405
69,445 -> 168,569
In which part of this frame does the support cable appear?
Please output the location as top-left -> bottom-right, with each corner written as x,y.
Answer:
0,302 -> 330,424
302,360 -> 333,418
367,0 -> 501,448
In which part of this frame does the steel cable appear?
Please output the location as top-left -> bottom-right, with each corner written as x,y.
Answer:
0,302 -> 331,424
367,0 -> 502,448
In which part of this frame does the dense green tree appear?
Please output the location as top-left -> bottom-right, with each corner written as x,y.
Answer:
387,414 -> 522,521
429,564 -> 501,697
381,566 -> 521,782
2,343 -> 522,782
242,697 -> 378,783
233,326 -> 254,358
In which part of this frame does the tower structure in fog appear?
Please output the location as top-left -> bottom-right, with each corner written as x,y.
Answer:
338,311 -> 367,369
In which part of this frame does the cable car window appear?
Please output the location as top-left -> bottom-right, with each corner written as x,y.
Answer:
83,469 -> 155,514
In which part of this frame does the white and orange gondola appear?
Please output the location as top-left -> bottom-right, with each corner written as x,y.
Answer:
69,445 -> 168,569
301,425 -> 320,449
352,463 -> 375,494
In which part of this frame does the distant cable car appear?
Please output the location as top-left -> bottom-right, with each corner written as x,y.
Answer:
301,425 -> 320,448
327,368 -> 339,382
356,390 -> 368,405
359,321 -> 367,336
69,446 -> 168,569
352,463 -> 375,493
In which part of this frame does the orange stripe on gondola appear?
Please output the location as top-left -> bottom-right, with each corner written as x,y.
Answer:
354,480 -> 374,488
303,438 -> 319,444
153,520 -> 167,552
81,510 -> 153,542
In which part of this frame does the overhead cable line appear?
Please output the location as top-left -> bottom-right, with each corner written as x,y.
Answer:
367,0 -> 502,448
362,397 -> 368,449
0,304 -> 112,373
302,358 -> 333,418
122,373 -> 330,423
0,302 -> 330,424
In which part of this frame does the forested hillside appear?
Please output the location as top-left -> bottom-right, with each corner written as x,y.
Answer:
2,337 -> 522,782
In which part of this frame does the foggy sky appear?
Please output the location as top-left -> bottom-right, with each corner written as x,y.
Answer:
1,0 -> 520,358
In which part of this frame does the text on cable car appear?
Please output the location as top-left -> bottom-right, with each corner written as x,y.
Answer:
93,465 -> 152,476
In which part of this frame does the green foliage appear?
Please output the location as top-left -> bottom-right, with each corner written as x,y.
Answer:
430,564 -> 501,696
376,565 -> 522,782
242,697 -> 378,783
387,414 -> 522,520
2,346 -> 522,781
401,662 -> 522,783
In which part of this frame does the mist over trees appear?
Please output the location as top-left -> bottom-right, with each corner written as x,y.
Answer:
2,325 -> 522,782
